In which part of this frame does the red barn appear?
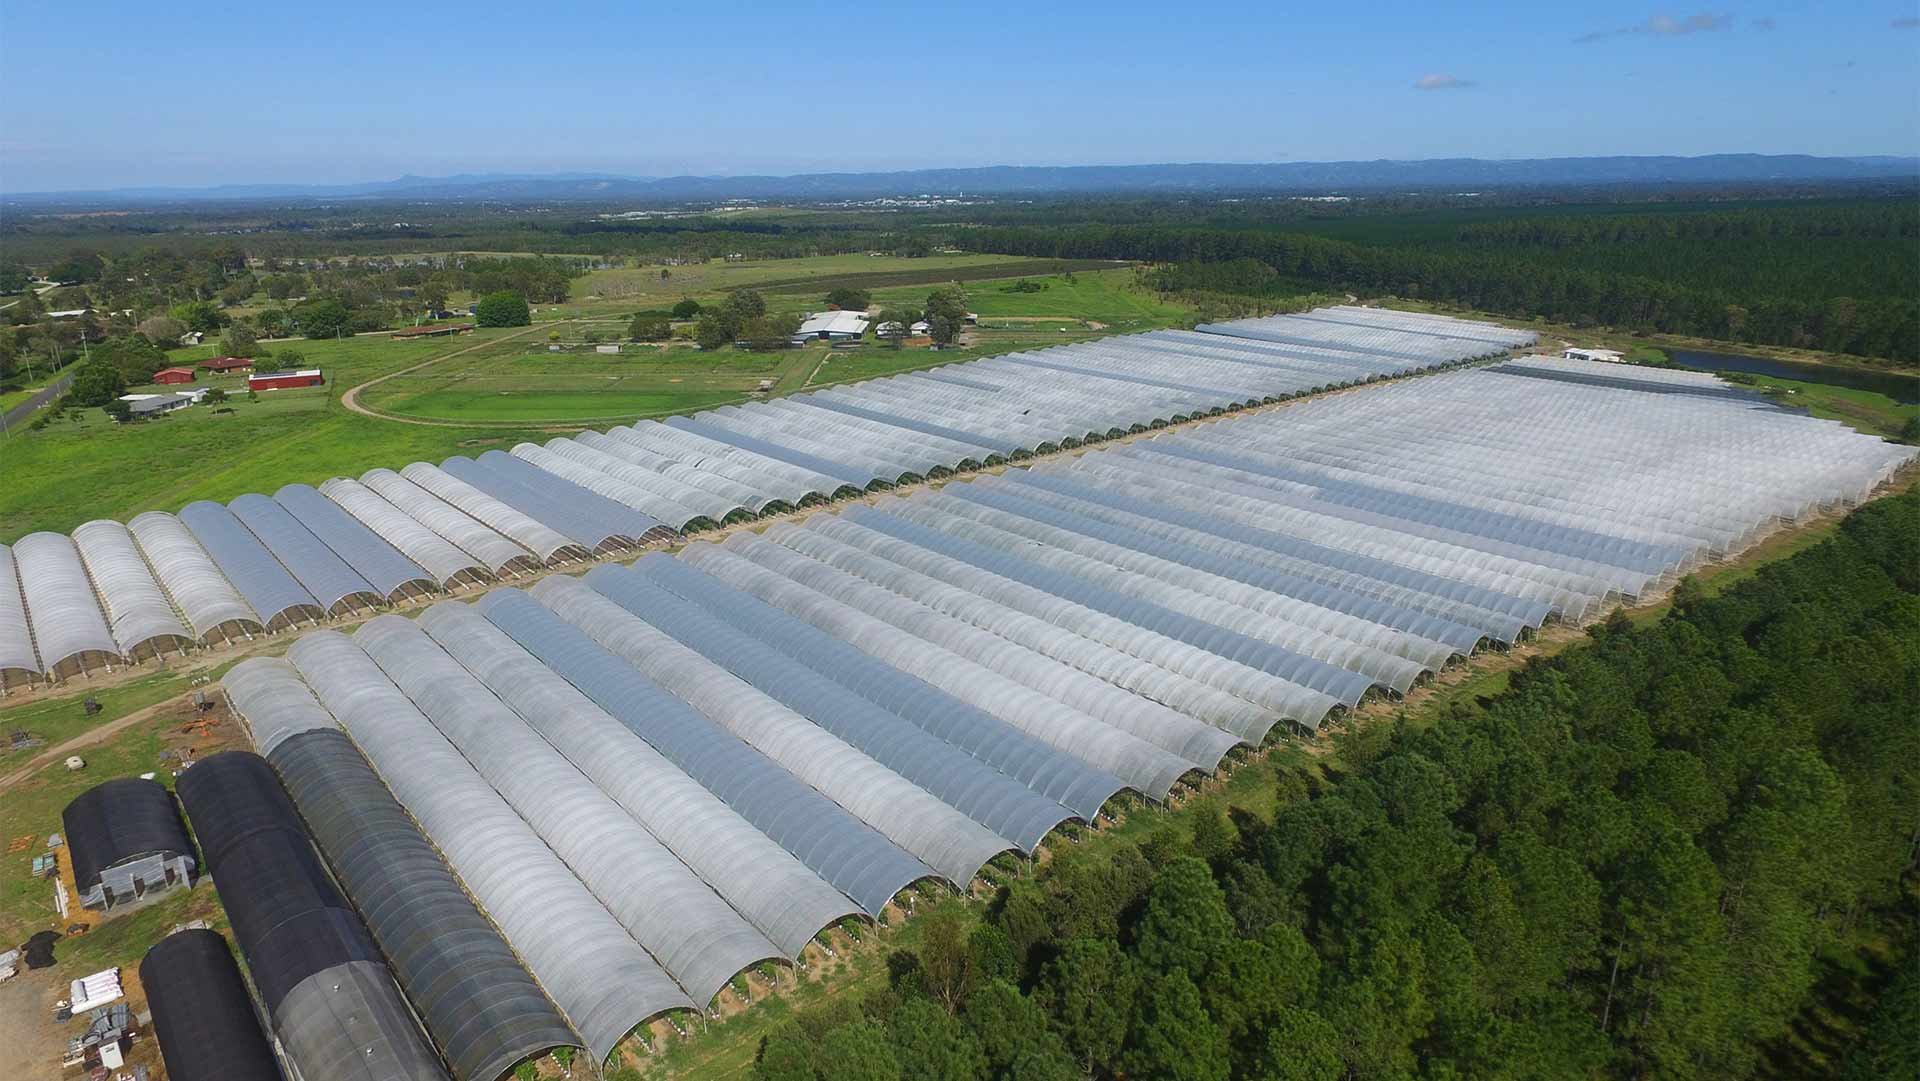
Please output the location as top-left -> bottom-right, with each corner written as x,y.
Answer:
247,369 -> 324,392
152,367 -> 197,385
200,356 -> 254,373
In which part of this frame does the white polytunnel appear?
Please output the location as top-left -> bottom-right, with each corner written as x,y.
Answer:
128,511 -> 263,643
590,558 -> 1103,842
477,586 -> 936,914
874,496 -> 1383,706
509,442 -> 714,533
317,477 -> 492,588
272,484 -> 438,601
760,520 -> 1282,743
714,530 -> 1244,767
527,576 -> 1017,886
396,462 -> 587,565
539,436 -> 755,525
285,630 -> 695,1062
572,429 -> 781,514
178,501 -> 321,632
71,519 -> 192,660
915,485 -> 1449,686
359,467 -> 540,574
355,613 -> 785,1007
634,547 -> 1155,804
415,600 -> 862,956
14,531 -> 119,678
222,659 -> 585,1081
228,494 -> 382,617
989,469 -> 1542,644
0,545 -> 40,686
633,549 -> 1198,802
822,507 -> 1344,730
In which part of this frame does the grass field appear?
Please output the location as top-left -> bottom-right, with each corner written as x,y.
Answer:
0,327 -> 555,542
0,256 -> 1183,540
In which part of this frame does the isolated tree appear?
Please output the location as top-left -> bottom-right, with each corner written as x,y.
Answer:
740,314 -> 801,352
219,325 -> 258,357
68,361 -> 126,407
420,280 -> 450,312
204,386 -> 229,405
722,289 -> 767,323
695,314 -> 734,351
671,298 -> 702,319
134,315 -> 187,346
874,308 -> 916,348
169,299 -> 228,332
825,287 -> 872,311
102,399 -> 132,423
629,313 -> 672,341
273,348 -> 307,368
924,286 -> 968,344
295,298 -> 353,339
475,291 -> 532,327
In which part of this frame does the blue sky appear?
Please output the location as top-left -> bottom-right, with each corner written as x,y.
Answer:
2,1 -> 1916,191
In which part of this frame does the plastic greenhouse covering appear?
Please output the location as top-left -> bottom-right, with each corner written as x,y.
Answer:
226,657 -> 583,1081
61,777 -> 192,892
396,462 -> 583,565
141,929 -> 284,1081
592,558 -> 1098,842
173,751 -> 449,1081
229,494 -> 382,615
318,477 -> 491,587
0,545 -> 41,684
128,511 -> 262,641
642,549 -> 1195,800
416,600 -> 861,955
286,630 -> 693,1061
72,519 -> 192,659
180,500 -> 322,630
358,467 -> 540,573
712,531 -> 1242,766
354,614 -> 783,1006
272,484 -> 436,600
478,587 -> 935,914
13,532 -> 119,676
527,577 -> 1016,886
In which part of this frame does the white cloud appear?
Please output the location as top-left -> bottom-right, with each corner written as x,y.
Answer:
1413,74 -> 1476,90
1576,11 -> 1734,43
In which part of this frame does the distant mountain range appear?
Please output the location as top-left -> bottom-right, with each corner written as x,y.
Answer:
9,155 -> 1916,205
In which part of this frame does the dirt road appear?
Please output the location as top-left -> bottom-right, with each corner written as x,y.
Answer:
0,693 -> 196,792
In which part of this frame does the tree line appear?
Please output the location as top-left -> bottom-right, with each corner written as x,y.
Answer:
752,486 -> 1920,1080
970,202 -> 1919,365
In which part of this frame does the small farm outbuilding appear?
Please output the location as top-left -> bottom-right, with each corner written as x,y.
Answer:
200,356 -> 255,373
152,367 -> 197,385
61,777 -> 195,911
248,369 -> 324,391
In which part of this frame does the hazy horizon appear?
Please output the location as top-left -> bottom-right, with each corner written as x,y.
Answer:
4,2 -> 1917,192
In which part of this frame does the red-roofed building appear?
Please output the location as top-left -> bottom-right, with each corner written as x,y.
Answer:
152,367 -> 197,385
248,369 -> 324,392
200,356 -> 255,373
